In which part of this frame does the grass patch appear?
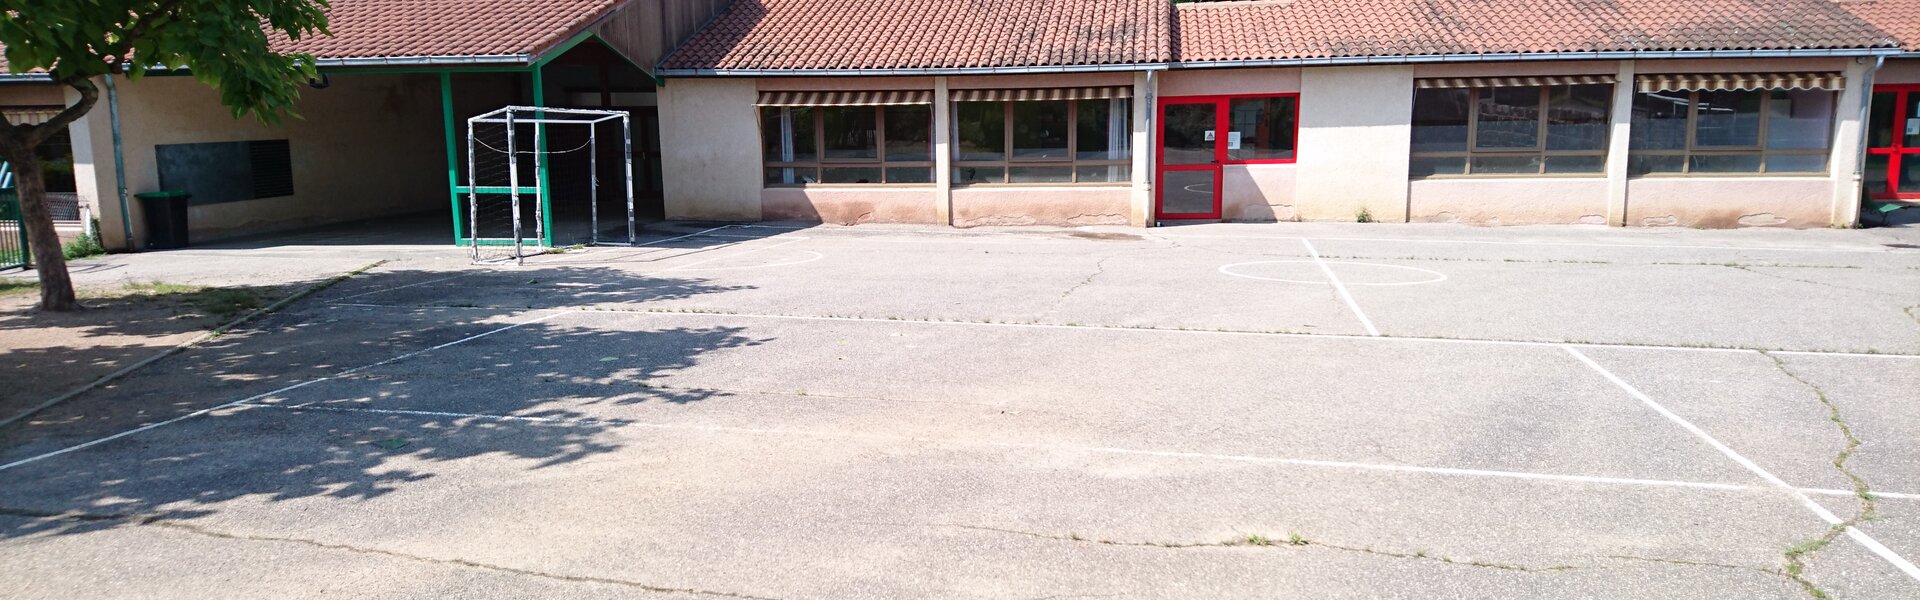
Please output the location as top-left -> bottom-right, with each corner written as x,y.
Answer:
0,278 -> 36,297
114,282 -> 268,321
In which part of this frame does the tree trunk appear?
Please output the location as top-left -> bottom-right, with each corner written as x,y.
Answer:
9,154 -> 80,311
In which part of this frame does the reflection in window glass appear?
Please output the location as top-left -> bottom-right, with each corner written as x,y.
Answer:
1629,92 -> 1689,150
822,106 -> 877,160
1764,89 -> 1833,150
883,105 -> 931,161
955,102 -> 1005,161
1475,86 -> 1542,149
1410,88 -> 1470,153
1869,92 -> 1896,149
1546,85 -> 1610,151
1011,101 -> 1069,159
820,166 -> 883,184
1075,99 -> 1128,161
1227,96 -> 1297,161
1692,90 -> 1763,147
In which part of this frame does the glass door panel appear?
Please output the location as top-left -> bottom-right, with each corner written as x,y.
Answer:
1157,100 -> 1223,219
1162,103 -> 1219,166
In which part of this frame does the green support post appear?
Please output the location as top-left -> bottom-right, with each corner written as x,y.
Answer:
440,72 -> 463,244
532,66 -> 552,247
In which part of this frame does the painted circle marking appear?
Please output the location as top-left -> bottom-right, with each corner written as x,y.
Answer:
671,250 -> 825,272
1217,260 -> 1448,286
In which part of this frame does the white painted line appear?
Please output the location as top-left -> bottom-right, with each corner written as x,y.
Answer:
1303,239 -> 1380,336
317,303 -> 1920,360
1563,346 -> 1920,581
0,311 -> 566,472
241,402 -> 1920,502
1149,232 -> 1902,254
1220,259 -> 1448,286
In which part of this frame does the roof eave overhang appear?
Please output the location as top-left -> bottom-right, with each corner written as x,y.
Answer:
656,62 -> 1173,77
0,73 -> 53,83
315,54 -> 535,68
1169,47 -> 1905,69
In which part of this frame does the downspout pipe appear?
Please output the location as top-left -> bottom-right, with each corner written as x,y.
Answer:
1854,55 -> 1885,228
105,74 -> 132,251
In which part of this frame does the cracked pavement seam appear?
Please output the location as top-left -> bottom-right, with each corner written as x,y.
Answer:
1760,352 -> 1878,600
892,522 -> 1576,573
0,506 -> 780,600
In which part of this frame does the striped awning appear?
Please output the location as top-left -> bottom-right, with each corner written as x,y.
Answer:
755,90 -> 933,106
1636,73 -> 1845,93
1,106 -> 63,126
1414,75 -> 1616,89
950,86 -> 1133,102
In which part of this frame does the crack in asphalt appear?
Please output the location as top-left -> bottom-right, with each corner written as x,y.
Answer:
1045,254 -> 1116,316
1718,264 -> 1902,298
0,506 -> 781,599
1600,554 -> 1784,577
1759,352 -> 1879,600
905,523 -> 1576,573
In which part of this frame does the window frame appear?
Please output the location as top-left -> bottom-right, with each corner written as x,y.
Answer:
1409,84 -> 1612,179
761,104 -> 935,187
1865,84 -> 1920,200
952,97 -> 1135,186
1628,88 -> 1834,178
1217,93 -> 1301,165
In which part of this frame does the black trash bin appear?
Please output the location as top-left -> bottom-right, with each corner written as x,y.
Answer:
135,190 -> 191,249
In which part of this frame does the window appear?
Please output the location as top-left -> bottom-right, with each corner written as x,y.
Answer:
155,139 -> 295,203
1628,88 -> 1834,175
1226,96 -> 1297,162
1866,86 -> 1920,199
954,98 -> 1131,184
1409,84 -> 1611,177
761,104 -> 933,185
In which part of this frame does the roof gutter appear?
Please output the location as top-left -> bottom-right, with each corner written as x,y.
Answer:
314,54 -> 533,68
658,47 -> 1902,77
1171,47 -> 1905,69
0,73 -> 54,83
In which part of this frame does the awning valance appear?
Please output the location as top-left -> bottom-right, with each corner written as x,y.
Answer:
1414,75 -> 1617,89
755,90 -> 933,106
1635,73 -> 1845,93
1,106 -> 62,126
950,86 -> 1133,102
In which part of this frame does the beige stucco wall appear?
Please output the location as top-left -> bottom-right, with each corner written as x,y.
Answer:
0,83 -> 66,107
1876,59 -> 1920,85
1408,178 -> 1610,225
761,187 -> 938,224
1159,67 -> 1301,97
951,187 -> 1132,227
1625,177 -> 1834,227
1294,65 -> 1414,222
658,77 -> 762,221
1221,165 -> 1297,222
68,73 -> 443,249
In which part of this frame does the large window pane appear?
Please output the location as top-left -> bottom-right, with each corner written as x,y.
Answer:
1630,91 -> 1689,150
1629,154 -> 1685,175
1764,154 -> 1826,174
821,106 -> 877,160
1075,164 -> 1130,183
1866,154 -> 1890,194
1688,154 -> 1763,173
1765,90 -> 1834,150
883,104 -> 931,161
1469,155 -> 1541,174
1410,88 -> 1470,153
1901,155 -> 1920,193
1692,90 -> 1763,147
886,167 -> 933,184
1409,156 -> 1466,177
1008,166 -> 1073,183
1011,101 -> 1069,159
1869,92 -> 1897,149
820,166 -> 882,183
1076,99 -> 1130,161
1543,155 -> 1605,174
1907,93 -> 1920,148
1227,96 -> 1296,161
760,107 -> 815,162
954,165 -> 1003,184
955,102 -> 1005,161
1162,102 -> 1217,165
1546,85 -> 1610,151
1475,86 -> 1541,149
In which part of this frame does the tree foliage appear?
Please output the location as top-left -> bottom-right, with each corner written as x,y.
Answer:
0,0 -> 330,311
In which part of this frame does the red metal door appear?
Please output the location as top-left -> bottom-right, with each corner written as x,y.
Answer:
1156,98 -> 1225,219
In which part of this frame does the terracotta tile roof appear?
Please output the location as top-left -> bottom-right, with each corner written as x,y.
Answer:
267,0 -> 623,61
658,0 -> 1172,72
1834,0 -> 1920,50
1174,0 -> 1899,63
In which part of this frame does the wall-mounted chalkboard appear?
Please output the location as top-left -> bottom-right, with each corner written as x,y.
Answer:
155,139 -> 293,205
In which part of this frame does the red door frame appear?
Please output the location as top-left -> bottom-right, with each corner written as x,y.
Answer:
1155,94 -> 1301,220
1869,84 -> 1920,200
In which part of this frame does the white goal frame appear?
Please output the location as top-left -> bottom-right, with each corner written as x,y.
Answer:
466,105 -> 637,264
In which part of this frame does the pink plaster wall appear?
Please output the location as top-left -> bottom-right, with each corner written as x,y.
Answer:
950,187 -> 1132,227
1407,178 -> 1609,225
1624,178 -> 1834,228
1876,59 -> 1920,85
756,77 -> 936,91
1159,68 -> 1301,97
1221,165 -> 1298,221
761,188 -> 939,225
947,72 -> 1134,89
1410,61 -> 1616,78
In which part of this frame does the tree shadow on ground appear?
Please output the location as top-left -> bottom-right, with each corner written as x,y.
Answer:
0,265 -> 765,540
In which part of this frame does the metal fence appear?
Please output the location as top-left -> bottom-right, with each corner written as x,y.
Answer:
0,190 -> 27,271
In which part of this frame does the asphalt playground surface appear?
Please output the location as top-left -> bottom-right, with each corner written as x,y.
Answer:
4,221 -> 1920,599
